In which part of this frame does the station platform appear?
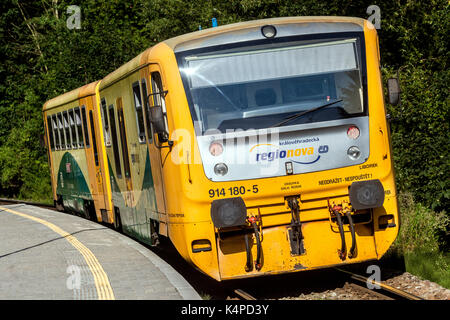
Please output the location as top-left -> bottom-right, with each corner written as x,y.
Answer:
0,204 -> 201,300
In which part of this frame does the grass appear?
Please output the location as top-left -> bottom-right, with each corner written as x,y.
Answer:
404,250 -> 450,289
388,192 -> 450,289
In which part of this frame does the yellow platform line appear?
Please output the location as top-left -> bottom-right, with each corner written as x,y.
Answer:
0,206 -> 115,300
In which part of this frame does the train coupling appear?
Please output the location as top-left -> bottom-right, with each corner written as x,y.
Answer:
286,196 -> 306,256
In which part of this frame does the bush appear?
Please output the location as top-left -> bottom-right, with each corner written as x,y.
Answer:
385,192 -> 450,288
393,192 -> 449,254
385,64 -> 450,212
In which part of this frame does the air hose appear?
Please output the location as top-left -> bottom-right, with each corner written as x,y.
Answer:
252,221 -> 262,271
244,233 -> 253,272
248,216 -> 262,271
334,210 -> 347,261
345,211 -> 357,258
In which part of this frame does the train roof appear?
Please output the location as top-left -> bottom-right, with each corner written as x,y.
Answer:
98,16 -> 366,90
98,52 -> 147,91
43,81 -> 99,112
163,16 -> 366,51
46,16 -> 368,109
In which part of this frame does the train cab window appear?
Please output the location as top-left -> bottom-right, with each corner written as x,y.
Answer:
52,115 -> 60,150
150,72 -> 169,139
132,82 -> 146,143
81,106 -> 90,148
62,111 -> 72,149
57,113 -> 66,150
100,98 -> 111,147
68,109 -> 77,149
46,116 -> 55,151
141,78 -> 152,143
108,104 -> 122,178
74,107 -> 84,148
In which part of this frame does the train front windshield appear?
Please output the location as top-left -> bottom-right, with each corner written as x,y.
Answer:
179,37 -> 366,134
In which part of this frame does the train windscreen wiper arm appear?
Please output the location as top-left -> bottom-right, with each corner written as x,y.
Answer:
270,99 -> 343,128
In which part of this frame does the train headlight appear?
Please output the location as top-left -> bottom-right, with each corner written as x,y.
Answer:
347,146 -> 361,160
261,25 -> 277,38
347,126 -> 360,139
209,142 -> 223,156
349,179 -> 385,210
214,163 -> 228,176
210,197 -> 247,229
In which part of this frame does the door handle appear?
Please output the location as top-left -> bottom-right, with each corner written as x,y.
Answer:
379,127 -> 389,160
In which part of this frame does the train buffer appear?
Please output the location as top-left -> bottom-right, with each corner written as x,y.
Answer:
0,204 -> 201,300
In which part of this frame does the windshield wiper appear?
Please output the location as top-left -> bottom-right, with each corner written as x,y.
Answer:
270,99 -> 343,128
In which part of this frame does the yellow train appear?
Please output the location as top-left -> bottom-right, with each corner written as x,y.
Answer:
43,16 -> 400,281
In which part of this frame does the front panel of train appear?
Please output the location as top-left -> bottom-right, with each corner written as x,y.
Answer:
172,19 -> 399,280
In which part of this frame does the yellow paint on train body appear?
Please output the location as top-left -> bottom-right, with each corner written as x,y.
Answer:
43,17 -> 399,281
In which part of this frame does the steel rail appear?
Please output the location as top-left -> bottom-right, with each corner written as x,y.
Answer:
234,289 -> 257,300
346,282 -> 395,300
335,268 -> 424,300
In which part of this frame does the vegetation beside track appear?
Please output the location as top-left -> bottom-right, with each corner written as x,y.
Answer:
387,192 -> 450,288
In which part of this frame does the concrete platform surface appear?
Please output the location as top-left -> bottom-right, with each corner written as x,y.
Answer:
0,204 -> 201,300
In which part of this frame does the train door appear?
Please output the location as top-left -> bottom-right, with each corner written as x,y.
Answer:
80,98 -> 106,221
142,64 -> 168,236
116,97 -> 134,207
88,102 -> 108,220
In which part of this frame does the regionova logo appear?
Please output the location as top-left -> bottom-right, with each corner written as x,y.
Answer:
250,141 -> 329,165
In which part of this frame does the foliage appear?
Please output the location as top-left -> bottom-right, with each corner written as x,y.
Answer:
404,250 -> 450,289
387,192 -> 450,288
0,0 -> 448,215
392,192 -> 449,253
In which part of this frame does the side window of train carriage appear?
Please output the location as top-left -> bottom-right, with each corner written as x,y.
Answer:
81,106 -> 90,148
74,107 -> 84,148
68,109 -> 77,149
141,78 -> 152,143
150,72 -> 169,139
57,113 -> 66,150
46,116 -> 55,151
51,114 -> 60,150
117,97 -> 131,179
100,98 -> 111,147
132,82 -> 146,143
62,111 -> 72,149
108,104 -> 122,178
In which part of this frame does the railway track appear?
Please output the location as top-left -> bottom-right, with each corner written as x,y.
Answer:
233,289 -> 257,300
230,268 -> 424,301
335,268 -> 424,300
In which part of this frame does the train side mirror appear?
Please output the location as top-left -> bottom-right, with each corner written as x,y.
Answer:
149,105 -> 168,142
387,78 -> 401,106
149,105 -> 165,134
